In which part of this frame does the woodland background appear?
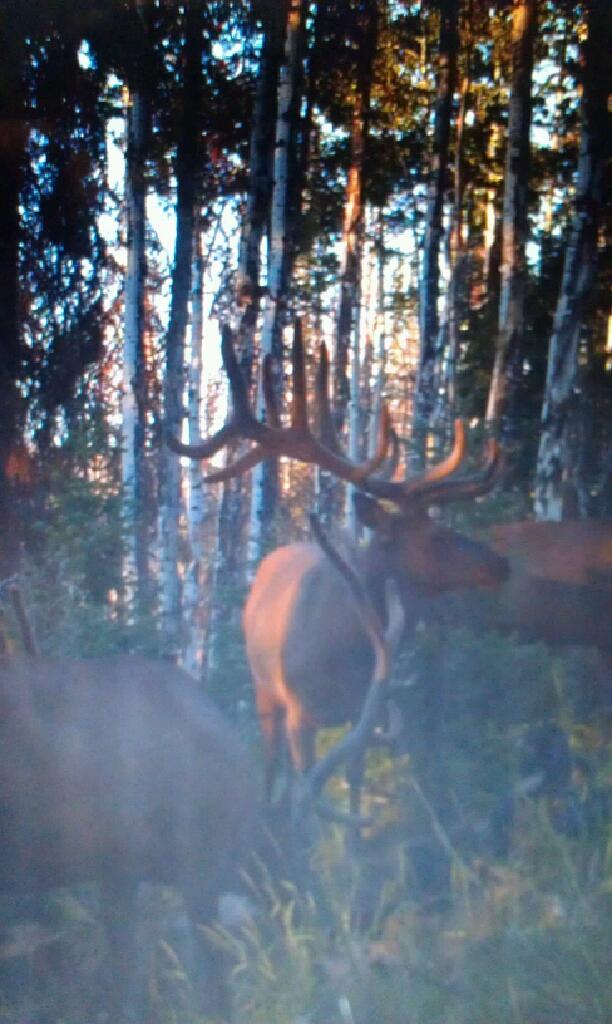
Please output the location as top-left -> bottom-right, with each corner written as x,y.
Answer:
0,1 -> 610,1022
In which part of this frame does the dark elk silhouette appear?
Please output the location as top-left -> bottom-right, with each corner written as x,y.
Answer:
169,322 -> 509,807
0,653 -> 259,1020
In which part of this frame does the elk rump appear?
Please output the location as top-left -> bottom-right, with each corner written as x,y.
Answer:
0,654 -> 259,1019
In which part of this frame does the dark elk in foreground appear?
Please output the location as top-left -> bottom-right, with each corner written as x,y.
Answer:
0,654 -> 259,1020
170,323 -> 509,806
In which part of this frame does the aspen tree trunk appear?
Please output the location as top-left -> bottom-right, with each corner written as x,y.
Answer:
486,0 -> 537,432
223,9 -> 285,595
369,209 -> 387,460
159,0 -> 203,658
335,104 -> 366,438
183,229 -> 206,678
249,0 -> 305,567
534,0 -> 608,520
345,226 -> 364,537
122,56 -> 149,617
416,0 -> 458,440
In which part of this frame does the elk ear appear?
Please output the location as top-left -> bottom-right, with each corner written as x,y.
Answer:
353,492 -> 393,531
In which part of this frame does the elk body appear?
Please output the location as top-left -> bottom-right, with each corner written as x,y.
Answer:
440,519 -> 612,655
245,498 -> 509,797
170,324 -> 509,803
0,653 -> 259,1020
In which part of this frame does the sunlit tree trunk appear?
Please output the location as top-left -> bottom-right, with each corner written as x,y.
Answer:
416,0 -> 459,441
335,111 -> 366,439
345,233 -> 363,537
534,0 -> 608,520
369,209 -> 387,459
122,57 -> 149,617
486,0 -> 537,432
249,0 -> 305,566
334,0 -> 378,440
159,0 -> 204,658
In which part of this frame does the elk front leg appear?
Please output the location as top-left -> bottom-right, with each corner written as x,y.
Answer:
254,680 -> 285,806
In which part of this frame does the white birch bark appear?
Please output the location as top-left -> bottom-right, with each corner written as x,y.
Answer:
369,211 -> 387,461
122,77 -> 147,617
183,230 -> 206,677
249,0 -> 304,569
345,244 -> 363,536
534,0 -> 608,519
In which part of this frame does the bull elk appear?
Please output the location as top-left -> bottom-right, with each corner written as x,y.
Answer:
170,323 -> 509,805
0,652 -> 259,1020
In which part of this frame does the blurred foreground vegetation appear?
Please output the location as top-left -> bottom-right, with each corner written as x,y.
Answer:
1,491 -> 610,1023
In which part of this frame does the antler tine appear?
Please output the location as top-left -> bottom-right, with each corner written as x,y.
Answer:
315,341 -> 344,455
313,339 -> 392,478
220,324 -> 252,424
413,438 -> 502,505
202,445 -> 267,484
166,420 -> 239,461
359,420 -> 499,506
262,355 -> 281,428
169,321 -> 394,484
398,419 -> 467,498
291,319 -> 308,432
166,325 -> 260,460
375,423 -> 401,482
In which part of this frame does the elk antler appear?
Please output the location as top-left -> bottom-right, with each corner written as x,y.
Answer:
168,323 -> 501,506
303,514 -> 404,807
167,322 -> 393,484
358,424 -> 502,508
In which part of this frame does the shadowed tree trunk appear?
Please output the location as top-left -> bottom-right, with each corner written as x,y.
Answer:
486,0 -> 537,434
0,17 -> 27,574
334,0 -> 378,440
433,69 -> 470,429
159,0 -> 204,658
236,1 -> 285,360
415,0 -> 459,446
534,0 -> 609,520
